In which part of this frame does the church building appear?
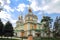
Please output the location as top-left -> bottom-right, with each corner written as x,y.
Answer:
14,6 -> 53,37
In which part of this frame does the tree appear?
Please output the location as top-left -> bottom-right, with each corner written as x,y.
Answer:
0,19 -> 4,37
54,16 -> 60,37
41,16 -> 52,23
41,16 -> 53,37
4,21 -> 14,37
41,16 -> 52,28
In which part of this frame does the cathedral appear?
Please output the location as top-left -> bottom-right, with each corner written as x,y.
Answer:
14,6 -> 53,37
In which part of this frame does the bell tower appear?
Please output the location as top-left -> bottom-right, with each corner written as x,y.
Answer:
16,12 -> 23,28
18,12 -> 23,25
18,15 -> 23,23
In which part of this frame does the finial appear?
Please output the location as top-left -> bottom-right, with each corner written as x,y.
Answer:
18,12 -> 23,20
41,10 -> 45,19
29,4 -> 31,8
28,4 -> 32,12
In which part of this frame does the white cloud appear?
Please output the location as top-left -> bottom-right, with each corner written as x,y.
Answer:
28,0 -> 60,13
0,11 -> 11,24
9,19 -> 17,27
4,5 -> 14,12
0,0 -> 16,27
3,0 -> 10,5
0,11 -> 17,27
0,11 -> 11,19
27,0 -> 41,11
30,0 -> 41,11
0,0 -> 14,12
45,0 -> 60,13
0,0 -> 11,6
7,0 -> 10,4
16,3 -> 26,12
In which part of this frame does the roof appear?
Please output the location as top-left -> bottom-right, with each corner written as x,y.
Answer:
25,6 -> 38,19
23,22 -> 41,25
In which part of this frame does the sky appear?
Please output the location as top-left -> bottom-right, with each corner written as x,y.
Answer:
0,0 -> 60,27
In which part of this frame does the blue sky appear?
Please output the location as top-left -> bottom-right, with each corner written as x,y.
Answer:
0,0 -> 60,27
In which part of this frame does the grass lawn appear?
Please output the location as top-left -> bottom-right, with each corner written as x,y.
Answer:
0,38 -> 19,40
0,37 -> 60,40
41,38 -> 60,40
34,37 -> 60,40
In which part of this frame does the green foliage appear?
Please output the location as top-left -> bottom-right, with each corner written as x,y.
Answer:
34,37 -> 60,40
41,16 -> 53,28
4,21 -> 14,37
41,16 -> 52,22
0,19 -> 4,36
54,16 -> 60,37
41,16 -> 53,31
0,19 -> 14,37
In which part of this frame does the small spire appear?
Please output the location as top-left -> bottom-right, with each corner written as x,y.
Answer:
18,12 -> 23,20
42,10 -> 45,19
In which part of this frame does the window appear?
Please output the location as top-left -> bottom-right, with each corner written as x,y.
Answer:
28,17 -> 30,20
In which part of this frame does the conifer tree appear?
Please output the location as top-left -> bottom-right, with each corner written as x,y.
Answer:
0,19 -> 4,37
4,21 -> 14,37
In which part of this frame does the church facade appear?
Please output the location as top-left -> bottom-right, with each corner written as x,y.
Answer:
14,6 -> 53,37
